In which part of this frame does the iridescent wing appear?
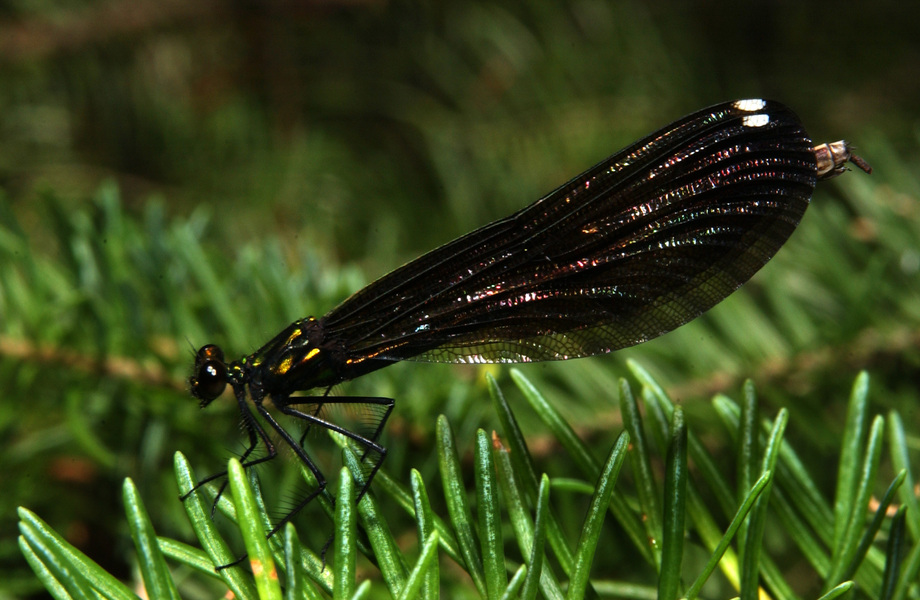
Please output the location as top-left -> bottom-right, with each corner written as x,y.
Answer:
321,99 -> 816,366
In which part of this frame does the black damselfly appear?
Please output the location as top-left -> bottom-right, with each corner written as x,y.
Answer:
187,98 -> 870,540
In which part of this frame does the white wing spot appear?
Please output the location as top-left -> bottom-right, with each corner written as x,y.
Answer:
742,114 -> 770,128
733,99 -> 766,112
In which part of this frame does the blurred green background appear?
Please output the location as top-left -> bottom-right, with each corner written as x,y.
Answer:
1,1 -> 918,597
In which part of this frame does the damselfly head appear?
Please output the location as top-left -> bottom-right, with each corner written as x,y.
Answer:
190,344 -> 228,406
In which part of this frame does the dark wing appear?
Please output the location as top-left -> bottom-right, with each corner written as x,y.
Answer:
321,99 -> 817,366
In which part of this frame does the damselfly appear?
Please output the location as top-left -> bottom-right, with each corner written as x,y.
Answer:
187,98 -> 870,539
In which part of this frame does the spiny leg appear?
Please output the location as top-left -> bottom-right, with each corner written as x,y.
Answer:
252,399 -> 331,537
297,400 -> 326,448
208,395 -> 332,572
276,395 -> 394,565
181,384 -> 280,516
278,395 -> 394,503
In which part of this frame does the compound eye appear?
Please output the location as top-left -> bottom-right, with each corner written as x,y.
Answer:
190,345 -> 228,404
196,344 -> 224,363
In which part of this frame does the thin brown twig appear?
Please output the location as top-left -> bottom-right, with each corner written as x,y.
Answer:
2,324 -> 917,447
0,0 -> 384,62
0,333 -> 185,392
0,0 -> 222,62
